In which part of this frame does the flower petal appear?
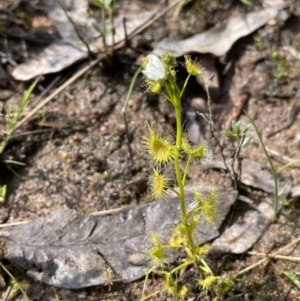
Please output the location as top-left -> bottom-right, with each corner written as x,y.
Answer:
142,54 -> 166,81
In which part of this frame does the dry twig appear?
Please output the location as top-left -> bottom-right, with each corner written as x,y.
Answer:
238,237 -> 300,275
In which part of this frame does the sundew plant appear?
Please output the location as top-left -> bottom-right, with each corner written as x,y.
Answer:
141,54 -> 228,299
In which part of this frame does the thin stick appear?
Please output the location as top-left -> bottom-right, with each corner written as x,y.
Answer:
3,285 -> 12,301
123,17 -> 129,46
56,0 -> 94,58
91,207 -> 130,216
237,258 -> 267,275
202,74 -> 233,183
238,237 -> 300,275
231,134 -> 246,189
248,252 -> 300,262
122,66 -> 142,159
271,236 -> 300,256
277,159 -> 300,172
266,147 -> 294,163
0,205 -> 135,229
30,75 -> 61,109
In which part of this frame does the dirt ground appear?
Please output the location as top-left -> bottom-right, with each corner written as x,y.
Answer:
1,0 -> 300,300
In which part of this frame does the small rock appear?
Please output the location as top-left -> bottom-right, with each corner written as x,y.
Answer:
190,97 -> 207,112
127,253 -> 149,266
0,90 -> 13,101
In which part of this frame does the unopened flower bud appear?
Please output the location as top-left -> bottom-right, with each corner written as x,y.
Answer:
149,81 -> 162,94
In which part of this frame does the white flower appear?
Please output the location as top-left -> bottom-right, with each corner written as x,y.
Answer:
142,54 -> 166,81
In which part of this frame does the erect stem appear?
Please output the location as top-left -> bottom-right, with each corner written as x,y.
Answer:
245,111 -> 278,222
182,155 -> 191,186
173,101 -> 195,253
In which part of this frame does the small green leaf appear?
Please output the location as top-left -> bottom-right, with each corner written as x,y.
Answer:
242,124 -> 251,134
225,133 -> 238,141
241,136 -> 251,148
93,0 -> 105,9
282,271 -> 300,289
222,127 -> 238,141
232,121 -> 240,135
93,23 -> 104,35
104,0 -> 113,7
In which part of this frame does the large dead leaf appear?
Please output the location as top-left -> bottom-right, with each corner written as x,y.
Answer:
47,0 -> 155,52
1,191 -> 237,289
153,8 -> 279,57
12,0 -> 155,80
12,40 -> 87,81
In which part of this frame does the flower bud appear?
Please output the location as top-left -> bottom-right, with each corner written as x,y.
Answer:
148,81 -> 162,94
161,52 -> 176,68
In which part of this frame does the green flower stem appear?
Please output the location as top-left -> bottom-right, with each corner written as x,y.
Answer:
182,155 -> 191,186
165,72 -> 196,254
142,266 -> 157,299
180,74 -> 191,98
200,258 -> 213,275
174,101 -> 195,253
168,186 -> 180,197
163,80 -> 177,105
161,92 -> 174,105
168,74 -> 181,98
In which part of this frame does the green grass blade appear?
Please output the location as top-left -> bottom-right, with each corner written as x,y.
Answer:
244,111 -> 278,222
1,79 -> 38,154
0,262 -> 30,301
123,65 -> 142,159
3,160 -> 26,166
277,159 -> 300,172
282,271 -> 300,289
